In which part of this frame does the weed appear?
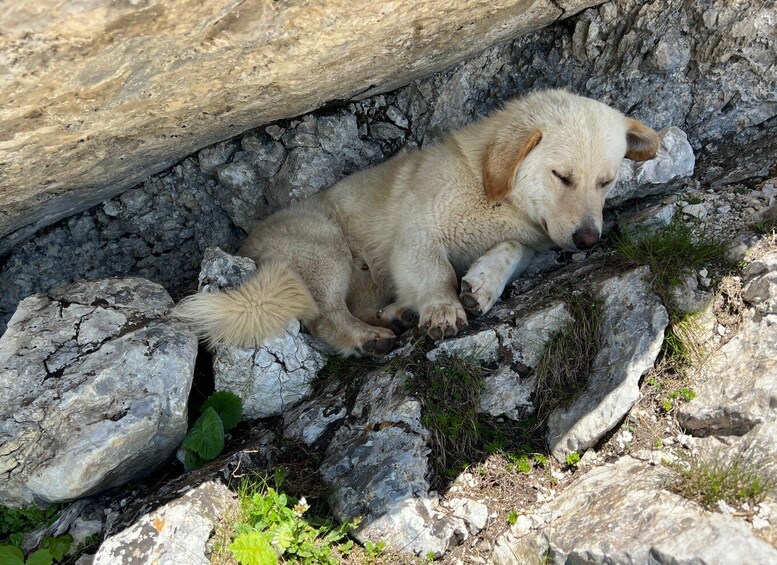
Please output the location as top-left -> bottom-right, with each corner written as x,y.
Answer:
363,540 -> 386,563
613,220 -> 725,374
181,390 -> 242,470
669,447 -> 777,510
533,287 -> 602,422
612,219 -> 725,317
507,511 -> 518,525
752,219 -> 777,236
565,452 -> 581,467
227,468 -> 356,565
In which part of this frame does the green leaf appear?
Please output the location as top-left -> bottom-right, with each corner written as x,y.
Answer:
229,531 -> 277,565
182,407 -> 224,460
183,449 -> 205,472
0,545 -> 24,565
40,534 -> 72,561
201,391 -> 243,431
271,522 -> 293,551
25,548 -> 54,565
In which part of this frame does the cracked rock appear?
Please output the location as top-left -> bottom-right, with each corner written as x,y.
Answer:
0,278 -> 197,506
194,248 -> 326,419
320,369 -> 467,557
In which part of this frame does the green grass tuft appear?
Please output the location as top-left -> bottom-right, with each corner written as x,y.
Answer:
612,220 -> 725,318
669,448 -> 777,510
533,288 -> 603,422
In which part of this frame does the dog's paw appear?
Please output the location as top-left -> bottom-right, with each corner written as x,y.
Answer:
355,327 -> 397,357
376,303 -> 419,333
419,300 -> 467,340
459,274 -> 498,316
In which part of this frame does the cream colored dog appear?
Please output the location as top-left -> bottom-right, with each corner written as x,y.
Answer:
175,89 -> 659,356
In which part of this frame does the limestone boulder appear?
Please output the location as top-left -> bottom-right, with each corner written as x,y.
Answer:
0,0 -> 600,246
0,278 -> 197,506
678,250 -> 777,436
496,457 -> 777,564
319,369 -> 468,557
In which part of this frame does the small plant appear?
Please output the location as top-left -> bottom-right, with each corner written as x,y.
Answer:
669,447 -> 776,510
507,510 -> 518,525
426,550 -> 437,562
565,452 -> 581,467
363,540 -> 386,562
0,535 -> 72,565
228,469 -> 356,565
181,390 -> 242,471
532,454 -> 549,468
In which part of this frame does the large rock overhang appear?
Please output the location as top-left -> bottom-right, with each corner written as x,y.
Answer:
0,0 -> 600,250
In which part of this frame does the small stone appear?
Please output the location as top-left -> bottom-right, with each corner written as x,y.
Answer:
682,203 -> 708,219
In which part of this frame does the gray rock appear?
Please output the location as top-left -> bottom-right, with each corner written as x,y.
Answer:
93,481 -> 236,565
547,267 -> 668,461
283,381 -> 348,447
198,141 -> 237,173
446,497 -> 489,535
682,202 -> 708,219
215,159 -> 268,230
213,320 -> 325,419
479,366 -> 537,420
609,127 -> 695,206
320,369 -> 467,557
270,147 -> 338,210
0,278 -> 197,506
195,247 -> 257,293
678,250 -> 777,436
532,457 -> 777,564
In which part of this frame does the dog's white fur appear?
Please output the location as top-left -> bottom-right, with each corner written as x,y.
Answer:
174,89 -> 659,356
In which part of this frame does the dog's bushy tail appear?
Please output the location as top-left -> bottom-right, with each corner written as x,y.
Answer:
172,261 -> 318,348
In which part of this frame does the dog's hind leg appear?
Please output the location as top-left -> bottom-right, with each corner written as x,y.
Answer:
460,241 -> 535,316
242,208 -> 396,357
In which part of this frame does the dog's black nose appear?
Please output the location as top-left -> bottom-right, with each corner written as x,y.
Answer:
572,227 -> 599,250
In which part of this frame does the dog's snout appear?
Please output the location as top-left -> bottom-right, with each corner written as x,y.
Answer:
572,227 -> 599,250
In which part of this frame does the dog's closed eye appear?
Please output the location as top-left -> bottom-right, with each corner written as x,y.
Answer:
552,169 -> 573,187
598,178 -> 614,188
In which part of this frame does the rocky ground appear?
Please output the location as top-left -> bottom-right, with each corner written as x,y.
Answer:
1,0 -> 776,563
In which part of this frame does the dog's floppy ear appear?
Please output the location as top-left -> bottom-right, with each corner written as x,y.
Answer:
625,118 -> 660,161
483,129 -> 542,203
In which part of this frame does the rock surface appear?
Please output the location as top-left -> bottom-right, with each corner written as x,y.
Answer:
504,457 -> 777,564
93,481 -> 235,565
678,249 -> 777,436
0,278 -> 197,506
546,267 -> 668,461
194,248 -> 326,419
0,0 -> 600,245
319,369 -> 468,557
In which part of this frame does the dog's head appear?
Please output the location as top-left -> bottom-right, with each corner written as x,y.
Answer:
483,90 -> 660,251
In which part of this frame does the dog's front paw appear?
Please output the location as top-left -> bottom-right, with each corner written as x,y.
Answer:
459,274 -> 497,316
419,300 -> 467,340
